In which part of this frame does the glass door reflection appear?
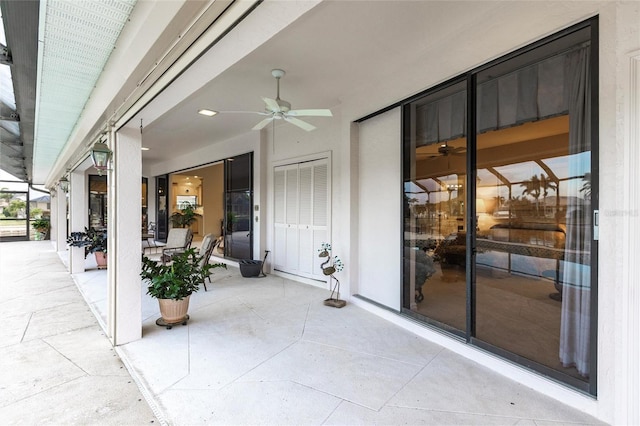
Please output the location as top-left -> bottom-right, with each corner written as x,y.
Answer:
403,80 -> 468,334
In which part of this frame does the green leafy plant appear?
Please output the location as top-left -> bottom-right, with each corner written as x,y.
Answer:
170,204 -> 200,228
30,208 -> 43,218
66,227 -> 107,256
32,217 -> 50,233
226,211 -> 237,232
2,199 -> 26,218
141,248 -> 226,300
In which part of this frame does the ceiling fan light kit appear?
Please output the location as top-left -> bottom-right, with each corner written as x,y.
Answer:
202,68 -> 332,132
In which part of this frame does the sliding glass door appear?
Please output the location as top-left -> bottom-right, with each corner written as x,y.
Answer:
474,29 -> 595,384
156,175 -> 169,242
223,153 -> 253,260
402,19 -> 597,393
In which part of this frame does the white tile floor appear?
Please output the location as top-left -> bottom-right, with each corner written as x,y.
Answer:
68,254 -> 603,425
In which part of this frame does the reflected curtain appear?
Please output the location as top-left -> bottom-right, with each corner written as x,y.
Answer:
477,53 -> 567,133
560,45 -> 591,377
416,50 -> 573,147
416,90 -> 466,145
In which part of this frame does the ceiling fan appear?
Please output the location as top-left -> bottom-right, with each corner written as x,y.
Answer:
201,69 -> 332,132
419,141 -> 466,167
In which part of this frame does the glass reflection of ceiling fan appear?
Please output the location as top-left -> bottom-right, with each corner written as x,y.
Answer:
433,141 -> 466,158
200,69 -> 332,132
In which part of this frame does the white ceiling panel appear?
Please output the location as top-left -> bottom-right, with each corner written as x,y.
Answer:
32,0 -> 136,182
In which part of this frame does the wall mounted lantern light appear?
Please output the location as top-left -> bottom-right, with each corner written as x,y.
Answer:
91,142 -> 112,175
59,176 -> 70,193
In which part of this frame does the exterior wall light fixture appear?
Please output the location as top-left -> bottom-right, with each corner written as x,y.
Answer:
91,142 -> 112,175
59,176 -> 70,193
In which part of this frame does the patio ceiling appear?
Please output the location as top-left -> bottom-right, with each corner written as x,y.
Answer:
0,0 -> 39,182
33,0 -> 136,183
0,0 -> 136,184
3,0 -> 548,184
135,1 -> 506,167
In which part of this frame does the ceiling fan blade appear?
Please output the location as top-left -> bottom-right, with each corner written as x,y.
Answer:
287,109 -> 333,117
252,117 -> 274,130
284,116 -> 316,132
262,97 -> 281,112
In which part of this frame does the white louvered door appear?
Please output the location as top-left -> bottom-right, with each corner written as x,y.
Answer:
273,158 -> 329,280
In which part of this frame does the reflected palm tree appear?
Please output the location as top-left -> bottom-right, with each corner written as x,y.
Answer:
521,174 -> 557,216
580,173 -> 591,201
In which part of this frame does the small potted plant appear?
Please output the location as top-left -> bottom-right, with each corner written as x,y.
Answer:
66,227 -> 108,269
32,217 -> 51,240
141,248 -> 225,328
170,204 -> 200,228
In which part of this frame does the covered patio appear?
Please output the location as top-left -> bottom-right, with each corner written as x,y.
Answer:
32,241 -> 599,425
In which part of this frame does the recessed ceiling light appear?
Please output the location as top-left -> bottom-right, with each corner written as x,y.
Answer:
141,147 -> 150,151
198,109 -> 218,117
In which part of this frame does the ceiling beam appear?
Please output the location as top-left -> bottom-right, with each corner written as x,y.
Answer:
0,114 -> 20,122
0,42 -> 11,65
0,138 -> 23,147
0,101 -> 19,121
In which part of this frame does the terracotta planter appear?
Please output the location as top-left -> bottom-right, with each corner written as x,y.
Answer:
95,251 -> 108,270
158,295 -> 191,323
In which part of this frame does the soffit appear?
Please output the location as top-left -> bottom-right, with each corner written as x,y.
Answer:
32,0 -> 136,184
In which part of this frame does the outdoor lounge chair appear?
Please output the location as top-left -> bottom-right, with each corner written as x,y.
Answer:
198,233 -> 216,291
162,228 -> 193,263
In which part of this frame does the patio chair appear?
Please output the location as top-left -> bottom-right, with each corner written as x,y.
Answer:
154,228 -> 193,264
198,233 -> 216,291
141,222 -> 157,253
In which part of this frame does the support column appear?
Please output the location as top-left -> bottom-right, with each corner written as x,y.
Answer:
107,125 -> 142,345
49,189 -> 58,245
54,186 -> 68,252
618,50 -> 640,426
69,170 -> 86,274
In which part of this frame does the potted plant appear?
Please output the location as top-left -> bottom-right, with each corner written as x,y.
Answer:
66,227 -> 108,269
32,217 -> 51,240
141,248 -> 225,328
170,204 -> 200,228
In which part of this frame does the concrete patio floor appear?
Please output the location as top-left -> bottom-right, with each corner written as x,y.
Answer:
0,241 -> 157,425
1,241 -> 603,425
